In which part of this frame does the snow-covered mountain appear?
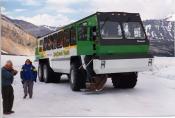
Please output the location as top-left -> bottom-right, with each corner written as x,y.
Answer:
144,20 -> 174,41
1,14 -> 57,37
143,19 -> 175,56
40,25 -> 58,31
12,19 -> 57,37
164,13 -> 175,21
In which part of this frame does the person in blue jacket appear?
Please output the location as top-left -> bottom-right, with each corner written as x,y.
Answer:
20,59 -> 37,99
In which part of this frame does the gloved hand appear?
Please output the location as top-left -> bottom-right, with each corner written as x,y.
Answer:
21,80 -> 24,84
11,69 -> 18,76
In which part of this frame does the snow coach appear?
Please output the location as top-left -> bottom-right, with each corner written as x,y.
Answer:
35,12 -> 153,91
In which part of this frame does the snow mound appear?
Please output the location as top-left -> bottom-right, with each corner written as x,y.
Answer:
165,13 -> 175,21
143,57 -> 175,80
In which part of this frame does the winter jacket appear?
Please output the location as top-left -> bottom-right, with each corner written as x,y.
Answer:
1,67 -> 14,87
20,64 -> 37,81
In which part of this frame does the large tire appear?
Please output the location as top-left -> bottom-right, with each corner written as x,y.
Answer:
70,64 -> 86,91
43,64 -> 52,83
112,72 -> 137,89
43,64 -> 61,83
38,64 -> 44,82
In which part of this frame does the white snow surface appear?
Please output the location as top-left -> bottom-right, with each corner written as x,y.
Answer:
166,13 -> 175,21
1,55 -> 175,117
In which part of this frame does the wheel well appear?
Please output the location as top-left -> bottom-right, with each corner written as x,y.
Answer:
39,58 -> 50,66
70,56 -> 82,66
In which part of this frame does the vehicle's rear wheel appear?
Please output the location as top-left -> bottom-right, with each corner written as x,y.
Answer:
38,64 -> 44,82
43,64 -> 52,83
43,64 -> 61,83
70,63 -> 86,91
112,72 -> 137,89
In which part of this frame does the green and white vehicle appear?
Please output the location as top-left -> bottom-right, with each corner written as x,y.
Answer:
35,12 -> 153,91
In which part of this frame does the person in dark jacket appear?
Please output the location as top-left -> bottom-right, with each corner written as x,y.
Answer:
20,59 -> 37,99
1,60 -> 18,115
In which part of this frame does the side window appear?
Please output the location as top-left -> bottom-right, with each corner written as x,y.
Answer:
52,33 -> 57,49
57,32 -> 62,48
78,22 -> 88,40
39,40 -> 43,52
63,29 -> 70,47
123,22 -> 145,39
39,40 -> 43,46
43,37 -> 48,51
70,28 -> 76,45
50,35 -> 54,49
47,36 -> 52,50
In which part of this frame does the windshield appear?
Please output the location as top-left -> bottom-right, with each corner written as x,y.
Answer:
99,21 -> 146,40
100,21 -> 122,39
123,22 -> 145,39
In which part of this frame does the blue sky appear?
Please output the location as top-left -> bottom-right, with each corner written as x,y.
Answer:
1,0 -> 175,26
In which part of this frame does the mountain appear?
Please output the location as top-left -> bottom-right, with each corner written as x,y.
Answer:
1,15 -> 37,56
12,19 -> 57,38
143,19 -> 175,56
40,25 -> 58,31
164,13 -> 175,21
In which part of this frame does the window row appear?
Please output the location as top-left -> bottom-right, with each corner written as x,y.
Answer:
43,28 -> 76,51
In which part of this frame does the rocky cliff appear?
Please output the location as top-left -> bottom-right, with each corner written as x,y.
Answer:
1,15 -> 37,56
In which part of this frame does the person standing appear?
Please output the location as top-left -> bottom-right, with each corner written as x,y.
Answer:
20,59 -> 37,99
1,60 -> 18,115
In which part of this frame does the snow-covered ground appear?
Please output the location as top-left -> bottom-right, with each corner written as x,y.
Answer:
143,57 -> 175,80
1,55 -> 175,117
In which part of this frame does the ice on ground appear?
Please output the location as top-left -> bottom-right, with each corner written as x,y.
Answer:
1,55 -> 175,117
143,57 -> 175,80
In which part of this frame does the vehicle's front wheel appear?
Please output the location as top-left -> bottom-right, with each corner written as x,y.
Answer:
38,64 -> 44,82
70,64 -> 85,91
112,72 -> 137,89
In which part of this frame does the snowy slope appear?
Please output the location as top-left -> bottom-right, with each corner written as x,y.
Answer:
1,55 -> 175,117
143,57 -> 175,80
143,20 -> 174,56
40,25 -> 58,31
165,13 -> 175,21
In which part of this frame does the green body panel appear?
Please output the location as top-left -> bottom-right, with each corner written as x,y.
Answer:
77,41 -> 94,55
77,42 -> 149,56
35,47 -> 43,60
76,15 -> 98,55
95,45 -> 149,55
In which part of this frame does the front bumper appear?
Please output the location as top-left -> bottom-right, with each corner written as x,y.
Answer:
93,58 -> 153,74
